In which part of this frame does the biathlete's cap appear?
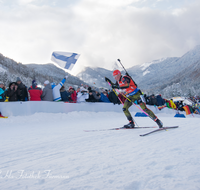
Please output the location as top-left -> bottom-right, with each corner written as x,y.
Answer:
113,70 -> 121,76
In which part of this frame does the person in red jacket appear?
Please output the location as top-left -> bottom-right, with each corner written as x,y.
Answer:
28,80 -> 43,101
105,70 -> 163,128
68,86 -> 77,103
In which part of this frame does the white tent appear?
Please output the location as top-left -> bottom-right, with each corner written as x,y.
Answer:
173,97 -> 193,106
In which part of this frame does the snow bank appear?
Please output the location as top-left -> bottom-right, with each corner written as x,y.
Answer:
0,102 -> 176,117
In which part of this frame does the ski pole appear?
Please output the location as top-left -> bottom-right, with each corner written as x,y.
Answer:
107,81 -> 141,127
114,88 -> 150,118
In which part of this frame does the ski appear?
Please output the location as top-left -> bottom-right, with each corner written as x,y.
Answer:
84,126 -> 157,132
140,126 -> 179,137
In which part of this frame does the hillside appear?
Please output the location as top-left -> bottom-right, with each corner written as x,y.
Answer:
0,54 -> 86,89
76,45 -> 200,97
1,45 -> 200,97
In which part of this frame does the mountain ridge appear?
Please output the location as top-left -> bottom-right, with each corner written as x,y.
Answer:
77,45 -> 200,97
1,45 -> 200,97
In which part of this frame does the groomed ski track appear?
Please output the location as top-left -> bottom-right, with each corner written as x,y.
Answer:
0,103 -> 200,190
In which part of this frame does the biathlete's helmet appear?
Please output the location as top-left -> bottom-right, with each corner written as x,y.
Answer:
113,70 -> 121,76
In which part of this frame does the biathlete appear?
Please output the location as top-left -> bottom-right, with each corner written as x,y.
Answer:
105,70 -> 163,128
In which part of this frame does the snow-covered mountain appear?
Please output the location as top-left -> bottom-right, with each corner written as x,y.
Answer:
77,45 -> 200,97
0,54 -> 86,89
129,45 -> 200,97
1,45 -> 200,97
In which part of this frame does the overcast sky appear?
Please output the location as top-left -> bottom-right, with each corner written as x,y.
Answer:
0,0 -> 200,74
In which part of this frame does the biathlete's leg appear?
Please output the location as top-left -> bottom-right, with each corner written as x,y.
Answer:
139,102 -> 163,128
122,97 -> 135,128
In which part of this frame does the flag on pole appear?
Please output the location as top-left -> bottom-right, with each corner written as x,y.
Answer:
51,51 -> 80,70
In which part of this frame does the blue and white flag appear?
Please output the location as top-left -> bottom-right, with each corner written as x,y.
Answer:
51,51 -> 80,70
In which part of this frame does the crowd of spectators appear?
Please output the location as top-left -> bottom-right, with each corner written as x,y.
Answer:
0,76 -> 111,104
1,77 -> 200,115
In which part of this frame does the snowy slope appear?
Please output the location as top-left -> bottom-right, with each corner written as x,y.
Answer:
0,65 -> 6,73
0,54 -> 86,89
0,108 -> 200,190
76,67 -> 115,89
76,45 -> 200,96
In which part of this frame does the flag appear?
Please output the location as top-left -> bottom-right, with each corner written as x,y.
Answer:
183,105 -> 191,115
51,51 -> 80,70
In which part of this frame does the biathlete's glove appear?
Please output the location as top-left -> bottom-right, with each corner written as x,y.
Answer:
105,77 -> 112,84
111,84 -> 120,89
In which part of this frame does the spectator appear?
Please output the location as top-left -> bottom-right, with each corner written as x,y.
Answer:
170,99 -> 177,109
41,80 -> 54,101
102,89 -> 109,98
68,86 -> 77,103
77,87 -> 89,103
99,92 -> 110,103
149,94 -> 157,106
86,87 -> 101,102
156,94 -> 165,106
16,77 -> 28,101
76,87 -> 80,93
6,82 -> 19,101
60,86 -> 71,102
0,82 -> 6,102
52,76 -> 68,101
145,96 -> 151,105
28,80 -> 43,101
177,101 -> 184,111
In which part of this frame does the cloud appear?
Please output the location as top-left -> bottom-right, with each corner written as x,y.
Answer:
0,0 -> 200,75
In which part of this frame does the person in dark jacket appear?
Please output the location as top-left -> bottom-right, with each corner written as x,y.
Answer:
85,87 -> 101,102
156,94 -> 165,106
149,94 -> 158,106
41,80 -> 54,101
6,82 -> 19,101
16,77 -> 28,101
28,80 -> 43,101
60,86 -> 70,102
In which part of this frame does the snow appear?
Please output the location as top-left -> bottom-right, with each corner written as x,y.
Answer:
1,103 -> 200,190
142,70 -> 150,76
0,66 -> 6,73
140,58 -> 167,71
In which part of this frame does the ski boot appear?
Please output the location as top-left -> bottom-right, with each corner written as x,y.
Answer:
155,118 -> 163,128
123,121 -> 135,128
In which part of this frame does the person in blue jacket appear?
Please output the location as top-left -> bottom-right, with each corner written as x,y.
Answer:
99,89 -> 111,103
0,82 -> 6,102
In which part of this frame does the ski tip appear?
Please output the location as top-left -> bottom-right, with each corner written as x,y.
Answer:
162,126 -> 179,129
